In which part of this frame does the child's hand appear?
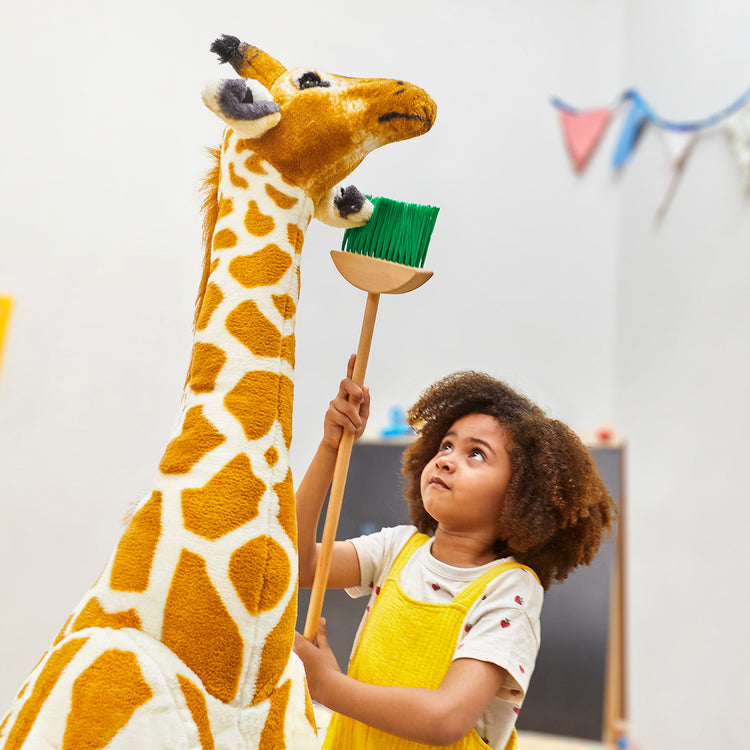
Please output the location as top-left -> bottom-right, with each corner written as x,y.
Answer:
322,354 -> 371,452
294,618 -> 341,703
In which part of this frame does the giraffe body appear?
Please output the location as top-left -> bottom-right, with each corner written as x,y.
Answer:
0,37 -> 435,749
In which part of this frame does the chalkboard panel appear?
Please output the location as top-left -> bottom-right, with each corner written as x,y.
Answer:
296,441 -> 622,740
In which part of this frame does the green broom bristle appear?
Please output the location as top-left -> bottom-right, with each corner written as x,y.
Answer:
341,196 -> 439,268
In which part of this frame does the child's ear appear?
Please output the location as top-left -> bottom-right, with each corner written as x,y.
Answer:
201,78 -> 281,139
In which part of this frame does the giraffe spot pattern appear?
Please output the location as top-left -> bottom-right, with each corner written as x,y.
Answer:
274,470 -> 297,548
2,637 -> 88,750
163,550 -> 243,704
177,674 -> 215,750
245,201 -> 276,237
189,342 -> 227,394
264,445 -> 279,466
158,406 -> 226,475
52,612 -> 74,646
213,227 -> 238,251
229,535 -> 291,616
0,711 -> 9,739
265,183 -> 299,210
196,282 -> 223,331
181,453 -> 265,541
252,593 -> 297,706
110,490 -> 162,592
272,294 -> 296,320
287,223 -> 305,254
304,685 -> 317,733
228,162 -> 248,189
281,334 -> 295,368
235,138 -> 253,155
226,300 -> 283,359
229,245 -> 292,289
258,679 -> 291,750
225,370 -> 294,449
72,598 -> 142,633
245,152 -> 268,174
63,649 -> 153,750
217,196 -> 233,220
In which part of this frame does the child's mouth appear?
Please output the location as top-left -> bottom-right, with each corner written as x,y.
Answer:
429,476 -> 449,489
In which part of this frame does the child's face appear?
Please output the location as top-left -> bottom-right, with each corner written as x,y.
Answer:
420,413 -> 512,540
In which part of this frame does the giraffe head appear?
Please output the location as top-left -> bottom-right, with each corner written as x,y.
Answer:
202,35 -> 436,204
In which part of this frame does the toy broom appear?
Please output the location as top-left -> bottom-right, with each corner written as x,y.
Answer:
303,196 -> 439,640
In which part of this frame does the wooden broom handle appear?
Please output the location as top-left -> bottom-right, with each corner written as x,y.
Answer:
304,292 -> 380,640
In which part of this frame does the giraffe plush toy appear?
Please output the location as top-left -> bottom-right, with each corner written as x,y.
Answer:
0,36 -> 436,750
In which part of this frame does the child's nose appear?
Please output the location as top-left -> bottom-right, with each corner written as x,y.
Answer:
436,454 -> 453,470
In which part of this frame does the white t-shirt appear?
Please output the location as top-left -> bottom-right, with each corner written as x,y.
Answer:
345,525 -> 543,749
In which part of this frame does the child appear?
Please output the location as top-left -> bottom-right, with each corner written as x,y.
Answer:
294,357 -> 615,749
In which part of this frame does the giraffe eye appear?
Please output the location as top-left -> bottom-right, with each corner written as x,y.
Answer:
296,71 -> 330,90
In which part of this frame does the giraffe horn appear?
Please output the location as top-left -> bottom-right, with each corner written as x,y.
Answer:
210,35 -> 286,88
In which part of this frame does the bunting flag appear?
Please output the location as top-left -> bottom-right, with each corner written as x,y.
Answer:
612,96 -> 650,169
558,107 -> 612,171
724,102 -> 750,192
552,86 -> 750,217
656,130 -> 698,219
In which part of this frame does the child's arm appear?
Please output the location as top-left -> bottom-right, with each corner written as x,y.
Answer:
294,620 -> 507,745
297,355 -> 371,589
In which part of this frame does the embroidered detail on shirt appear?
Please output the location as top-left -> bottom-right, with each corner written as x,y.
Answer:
501,618 -> 511,628
431,583 -> 441,591
514,595 -> 524,605
464,623 -> 473,633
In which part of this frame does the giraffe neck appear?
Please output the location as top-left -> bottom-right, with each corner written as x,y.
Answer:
187,131 -> 312,412
66,131 -> 315,708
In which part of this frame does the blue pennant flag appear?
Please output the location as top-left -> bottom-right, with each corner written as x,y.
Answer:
612,96 -> 649,169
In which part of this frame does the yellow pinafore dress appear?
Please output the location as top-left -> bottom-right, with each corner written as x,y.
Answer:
323,532 -> 537,750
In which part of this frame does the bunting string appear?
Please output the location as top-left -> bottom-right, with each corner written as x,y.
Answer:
552,86 -> 750,217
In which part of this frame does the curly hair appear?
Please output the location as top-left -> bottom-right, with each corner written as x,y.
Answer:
401,371 -> 615,590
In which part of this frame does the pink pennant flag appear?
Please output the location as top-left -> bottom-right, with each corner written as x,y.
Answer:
656,130 -> 698,219
558,107 -> 612,172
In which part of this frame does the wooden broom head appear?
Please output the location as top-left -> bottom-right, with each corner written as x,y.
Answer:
330,251 -> 432,294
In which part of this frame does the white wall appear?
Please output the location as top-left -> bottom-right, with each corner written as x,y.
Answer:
617,2 -> 750,748
5,2 -> 744,749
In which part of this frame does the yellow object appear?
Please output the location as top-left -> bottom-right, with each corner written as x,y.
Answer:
323,533 -> 533,750
0,295 -> 13,383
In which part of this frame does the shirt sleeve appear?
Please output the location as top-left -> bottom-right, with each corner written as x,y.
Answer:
345,525 -> 417,598
453,566 -> 543,702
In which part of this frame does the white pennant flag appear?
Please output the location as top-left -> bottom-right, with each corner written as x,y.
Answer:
656,129 -> 698,219
724,101 -> 750,192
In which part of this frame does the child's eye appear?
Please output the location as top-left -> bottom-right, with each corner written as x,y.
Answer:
439,441 -> 453,452
469,447 -> 486,461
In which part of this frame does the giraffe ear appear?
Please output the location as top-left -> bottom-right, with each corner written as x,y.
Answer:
202,78 -> 281,139
314,185 -> 374,228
